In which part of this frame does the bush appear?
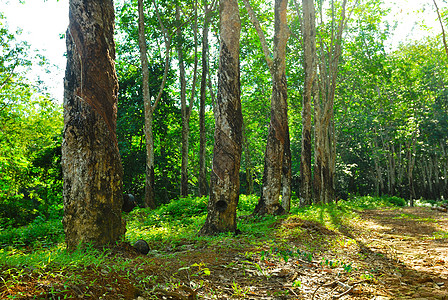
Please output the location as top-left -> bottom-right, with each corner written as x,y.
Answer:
0,217 -> 64,248
238,194 -> 258,213
384,196 -> 407,207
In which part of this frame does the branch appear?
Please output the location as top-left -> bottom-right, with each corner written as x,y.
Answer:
241,0 -> 273,71
152,0 -> 172,111
433,0 -> 448,59
188,0 -> 199,118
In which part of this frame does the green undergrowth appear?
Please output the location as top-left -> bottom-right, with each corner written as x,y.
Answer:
0,194 -> 408,268
0,194 -> 415,298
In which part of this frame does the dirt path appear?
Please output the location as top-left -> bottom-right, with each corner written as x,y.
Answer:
351,207 -> 448,299
139,206 -> 448,299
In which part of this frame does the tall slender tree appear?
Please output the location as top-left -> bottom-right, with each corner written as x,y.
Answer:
62,0 -> 125,250
198,0 -> 217,197
243,0 -> 291,215
313,0 -> 355,204
137,0 -> 171,208
299,0 -> 316,206
176,2 -> 199,197
199,0 -> 242,235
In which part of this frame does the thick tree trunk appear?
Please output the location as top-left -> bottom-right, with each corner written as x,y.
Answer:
253,0 -> 290,216
300,0 -> 316,206
62,0 -> 125,251
199,0 -> 242,235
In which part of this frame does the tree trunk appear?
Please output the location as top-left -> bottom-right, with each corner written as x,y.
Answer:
138,0 -> 171,208
243,122 -> 254,195
313,0 -> 351,204
177,5 -> 189,198
282,126 -> 292,212
251,0 -> 290,215
62,0 -> 125,251
138,0 -> 156,209
300,0 -> 316,206
198,1 -> 212,197
199,0 -> 242,235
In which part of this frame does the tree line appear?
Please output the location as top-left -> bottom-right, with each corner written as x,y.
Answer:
0,0 -> 447,250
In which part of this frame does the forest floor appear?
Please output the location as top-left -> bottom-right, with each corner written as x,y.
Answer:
1,205 -> 448,299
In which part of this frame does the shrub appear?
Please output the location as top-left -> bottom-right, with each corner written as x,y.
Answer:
385,196 -> 407,207
0,217 -> 64,248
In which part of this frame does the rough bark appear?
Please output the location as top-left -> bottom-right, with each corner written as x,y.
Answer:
62,0 -> 125,251
245,0 -> 290,216
199,0 -> 242,235
300,0 -> 316,206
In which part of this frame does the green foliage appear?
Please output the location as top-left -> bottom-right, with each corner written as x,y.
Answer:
384,196 -> 407,207
237,194 -> 258,213
0,14 -> 63,227
0,217 -> 63,249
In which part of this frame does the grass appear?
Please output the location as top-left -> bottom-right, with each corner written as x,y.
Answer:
0,194 -> 420,299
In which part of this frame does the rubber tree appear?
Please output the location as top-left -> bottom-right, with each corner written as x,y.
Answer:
198,0 -> 217,197
299,0 -> 316,206
137,0 -> 171,208
199,0 -> 242,235
62,0 -> 125,251
242,0 -> 291,215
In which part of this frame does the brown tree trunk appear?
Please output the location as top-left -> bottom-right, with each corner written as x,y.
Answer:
177,5 -> 189,198
199,0 -> 242,235
282,126 -> 292,212
62,0 -> 125,251
300,0 -> 316,206
178,3 -> 199,198
198,0 -> 212,197
245,0 -> 290,216
313,0 -> 351,204
243,122 -> 254,195
138,0 -> 156,209
138,0 -> 171,208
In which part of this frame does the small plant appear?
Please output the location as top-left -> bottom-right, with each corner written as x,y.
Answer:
292,280 -> 301,287
231,281 -> 249,297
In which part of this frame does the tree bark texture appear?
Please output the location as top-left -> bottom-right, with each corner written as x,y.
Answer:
300,0 -> 316,206
62,0 -> 125,251
199,0 -> 242,235
253,0 -> 290,215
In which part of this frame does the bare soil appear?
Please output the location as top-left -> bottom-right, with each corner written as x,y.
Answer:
1,206 -> 447,299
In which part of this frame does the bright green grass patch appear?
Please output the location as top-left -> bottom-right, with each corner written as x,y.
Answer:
430,231 -> 448,239
392,213 -> 438,223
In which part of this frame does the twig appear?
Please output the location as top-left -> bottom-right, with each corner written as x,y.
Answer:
333,285 -> 353,299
